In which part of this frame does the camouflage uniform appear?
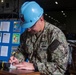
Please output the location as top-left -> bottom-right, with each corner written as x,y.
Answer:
14,21 -> 69,75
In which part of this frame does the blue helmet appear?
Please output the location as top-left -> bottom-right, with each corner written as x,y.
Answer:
20,1 -> 44,28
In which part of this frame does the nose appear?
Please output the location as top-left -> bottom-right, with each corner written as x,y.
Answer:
27,28 -> 31,32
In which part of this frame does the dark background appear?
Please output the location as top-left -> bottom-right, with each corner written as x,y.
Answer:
0,0 -> 76,39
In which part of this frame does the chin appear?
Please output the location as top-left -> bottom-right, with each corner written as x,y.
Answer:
31,31 -> 38,35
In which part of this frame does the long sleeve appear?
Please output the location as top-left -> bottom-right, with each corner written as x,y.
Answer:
12,31 -> 27,62
12,22 -> 69,75
35,26 -> 69,75
37,41 -> 69,75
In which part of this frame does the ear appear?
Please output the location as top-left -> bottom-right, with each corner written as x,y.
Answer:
40,16 -> 44,21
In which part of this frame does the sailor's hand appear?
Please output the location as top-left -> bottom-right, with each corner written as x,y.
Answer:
15,62 -> 35,70
9,56 -> 19,65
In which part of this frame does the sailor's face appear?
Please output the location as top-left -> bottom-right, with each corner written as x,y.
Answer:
27,19 -> 42,35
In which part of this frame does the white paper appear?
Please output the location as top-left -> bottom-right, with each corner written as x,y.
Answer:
2,33 -> 10,43
0,46 -> 8,56
0,32 -> 2,43
1,22 -> 10,32
9,63 -> 16,69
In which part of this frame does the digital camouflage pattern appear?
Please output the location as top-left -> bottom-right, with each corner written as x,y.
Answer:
14,21 -> 69,75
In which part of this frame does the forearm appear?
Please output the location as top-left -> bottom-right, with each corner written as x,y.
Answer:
14,52 -> 25,63
36,61 -> 66,75
36,46 -> 69,75
12,44 -> 27,63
